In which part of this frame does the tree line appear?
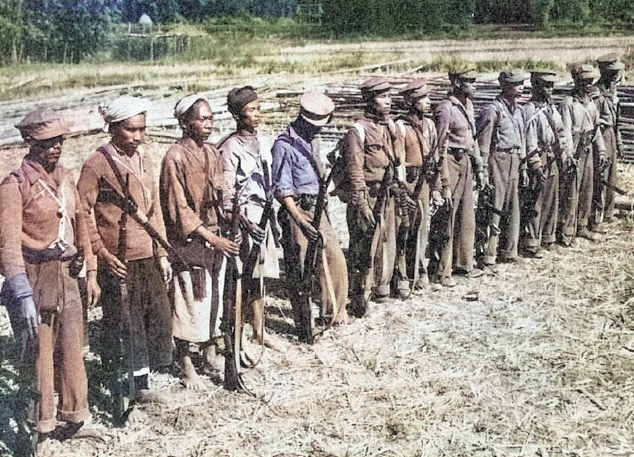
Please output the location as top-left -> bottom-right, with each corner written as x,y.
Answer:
0,0 -> 632,65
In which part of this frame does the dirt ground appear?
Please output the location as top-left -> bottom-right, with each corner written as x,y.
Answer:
2,36 -> 634,457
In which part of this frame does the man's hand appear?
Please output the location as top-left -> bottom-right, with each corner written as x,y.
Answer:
158,256 -> 172,284
19,296 -> 39,338
565,156 -> 578,173
520,169 -> 529,188
85,270 -> 101,308
617,143 -> 625,160
400,191 -> 417,214
475,171 -> 488,191
536,167 -> 547,185
97,248 -> 127,278
597,154 -> 608,172
211,234 -> 240,257
298,217 -> 319,243
359,204 -> 376,230
240,217 -> 266,244
442,186 -> 453,210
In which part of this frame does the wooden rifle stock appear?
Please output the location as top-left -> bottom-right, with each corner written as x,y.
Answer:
222,189 -> 253,394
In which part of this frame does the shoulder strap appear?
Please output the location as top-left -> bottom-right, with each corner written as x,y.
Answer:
98,146 -> 136,204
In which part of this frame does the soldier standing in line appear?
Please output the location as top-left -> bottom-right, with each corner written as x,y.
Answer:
78,96 -> 173,414
271,91 -> 350,343
337,77 -> 410,316
558,64 -> 607,245
395,79 -> 447,292
160,94 -> 240,390
520,70 -> 570,256
431,70 -> 482,287
0,111 -> 101,442
593,53 -> 625,227
477,71 -> 530,266
217,86 -> 282,351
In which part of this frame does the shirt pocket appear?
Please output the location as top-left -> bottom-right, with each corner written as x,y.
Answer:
364,143 -> 390,170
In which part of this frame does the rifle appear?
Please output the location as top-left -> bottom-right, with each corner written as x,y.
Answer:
600,178 -> 628,196
12,309 -> 39,457
222,190 -> 253,394
97,178 -> 189,272
242,198 -> 274,283
295,169 -> 334,344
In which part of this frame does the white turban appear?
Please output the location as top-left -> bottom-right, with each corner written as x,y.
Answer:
174,94 -> 208,119
99,96 -> 152,124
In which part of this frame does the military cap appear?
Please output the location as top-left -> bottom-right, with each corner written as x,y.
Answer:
498,70 -> 529,85
530,69 -> 558,85
399,79 -> 431,99
571,64 -> 599,81
448,70 -> 477,82
596,52 -> 625,71
15,110 -> 70,141
359,77 -> 391,94
300,91 -> 335,127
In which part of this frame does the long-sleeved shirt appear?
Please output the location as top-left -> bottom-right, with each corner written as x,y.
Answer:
522,100 -> 570,166
160,138 -> 226,244
595,80 -> 623,151
477,96 -> 526,165
341,114 -> 401,193
559,92 -> 606,155
77,142 -> 167,261
398,112 -> 447,188
435,95 -> 482,171
0,158 -> 95,299
217,131 -> 273,218
271,122 -> 321,198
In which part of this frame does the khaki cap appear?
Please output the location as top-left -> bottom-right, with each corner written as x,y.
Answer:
571,64 -> 599,80
399,79 -> 431,99
449,70 -> 477,82
530,70 -> 558,84
596,52 -> 625,71
300,91 -> 335,127
498,70 -> 529,85
359,77 -> 391,94
15,110 -> 70,141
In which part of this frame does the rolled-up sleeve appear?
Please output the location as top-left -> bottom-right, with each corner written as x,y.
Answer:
271,141 -> 295,199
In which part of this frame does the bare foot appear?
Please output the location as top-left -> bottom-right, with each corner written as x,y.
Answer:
135,389 -> 170,404
331,312 -> 354,326
125,406 -> 147,424
203,344 -> 224,372
181,355 -> 206,390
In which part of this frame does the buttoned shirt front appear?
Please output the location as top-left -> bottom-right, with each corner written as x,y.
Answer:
271,123 -> 320,198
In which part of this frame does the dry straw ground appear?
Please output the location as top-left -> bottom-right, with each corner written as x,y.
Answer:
2,36 -> 634,457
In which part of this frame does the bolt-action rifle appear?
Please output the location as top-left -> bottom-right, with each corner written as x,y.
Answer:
295,164 -> 337,344
222,189 -> 254,395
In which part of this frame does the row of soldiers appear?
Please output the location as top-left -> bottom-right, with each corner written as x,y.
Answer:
0,52 -> 624,445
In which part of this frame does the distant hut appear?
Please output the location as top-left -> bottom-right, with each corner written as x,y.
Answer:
139,13 -> 153,34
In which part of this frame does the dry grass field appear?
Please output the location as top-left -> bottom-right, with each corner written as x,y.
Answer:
2,36 -> 634,457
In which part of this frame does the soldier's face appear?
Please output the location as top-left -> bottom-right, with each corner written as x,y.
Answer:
111,114 -> 146,155
502,82 -> 523,99
31,136 -> 64,170
239,99 -> 261,130
536,82 -> 554,99
371,92 -> 391,116
457,80 -> 474,97
413,95 -> 431,113
185,101 -> 213,142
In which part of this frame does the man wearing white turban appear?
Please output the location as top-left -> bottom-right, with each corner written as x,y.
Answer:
160,94 -> 240,390
77,96 -> 173,420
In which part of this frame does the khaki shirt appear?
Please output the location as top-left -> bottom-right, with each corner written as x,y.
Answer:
559,92 -> 606,155
160,138 -> 226,245
78,142 -> 167,262
0,159 -> 95,280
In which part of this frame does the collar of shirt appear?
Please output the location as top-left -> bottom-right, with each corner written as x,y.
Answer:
21,158 -> 60,188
